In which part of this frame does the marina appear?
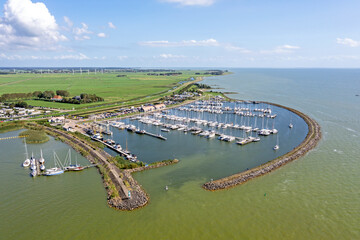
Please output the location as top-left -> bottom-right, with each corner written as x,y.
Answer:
22,141 -> 96,177
102,100 -> 283,151
1,69 -> 358,240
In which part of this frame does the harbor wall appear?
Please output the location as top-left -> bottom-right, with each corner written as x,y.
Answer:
202,102 -> 322,191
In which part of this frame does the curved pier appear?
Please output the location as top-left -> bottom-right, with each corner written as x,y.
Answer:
203,102 -> 322,191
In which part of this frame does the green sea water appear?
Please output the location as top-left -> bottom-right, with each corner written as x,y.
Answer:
1,69 -> 359,239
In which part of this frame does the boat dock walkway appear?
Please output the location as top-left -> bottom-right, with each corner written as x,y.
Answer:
0,135 -> 28,141
91,137 -> 139,161
143,131 -> 167,140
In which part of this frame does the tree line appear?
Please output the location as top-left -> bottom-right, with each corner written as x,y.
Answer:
0,90 -> 103,104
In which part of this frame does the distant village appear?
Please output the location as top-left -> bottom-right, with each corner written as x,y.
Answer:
0,104 -> 45,120
85,91 -> 201,120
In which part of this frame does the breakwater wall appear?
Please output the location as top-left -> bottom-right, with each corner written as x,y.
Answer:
203,102 -> 321,191
108,159 -> 179,211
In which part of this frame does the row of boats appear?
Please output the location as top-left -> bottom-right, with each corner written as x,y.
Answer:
179,101 -> 277,118
102,100 -> 294,151
91,133 -> 139,162
22,141 -> 84,177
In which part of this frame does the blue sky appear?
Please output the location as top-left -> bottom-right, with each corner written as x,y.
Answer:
0,0 -> 360,67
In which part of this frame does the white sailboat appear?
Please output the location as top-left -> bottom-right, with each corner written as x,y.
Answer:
40,164 -> 45,171
39,149 -> 45,164
63,149 -> 84,171
289,115 -> 293,128
30,152 -> 36,170
44,152 -> 64,176
22,140 -> 30,167
273,134 -> 279,150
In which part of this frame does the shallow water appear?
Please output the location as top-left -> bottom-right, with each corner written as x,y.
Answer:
1,69 -> 360,239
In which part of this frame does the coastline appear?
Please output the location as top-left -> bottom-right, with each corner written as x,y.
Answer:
202,101 -> 321,191
31,123 -> 178,211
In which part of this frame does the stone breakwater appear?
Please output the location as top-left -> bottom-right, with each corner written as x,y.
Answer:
108,160 -> 179,211
203,103 -> 322,191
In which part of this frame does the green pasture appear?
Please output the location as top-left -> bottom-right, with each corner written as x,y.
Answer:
0,71 -> 204,109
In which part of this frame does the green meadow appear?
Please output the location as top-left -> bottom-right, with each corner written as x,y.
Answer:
0,71 -> 204,109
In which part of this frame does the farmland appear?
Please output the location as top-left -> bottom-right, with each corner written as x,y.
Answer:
0,70 -> 206,110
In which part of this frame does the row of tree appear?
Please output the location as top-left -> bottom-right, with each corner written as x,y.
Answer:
0,90 -> 70,102
0,89 -> 103,104
3,101 -> 29,109
194,83 -> 211,89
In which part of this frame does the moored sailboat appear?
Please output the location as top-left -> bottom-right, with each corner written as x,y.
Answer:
22,140 -> 30,167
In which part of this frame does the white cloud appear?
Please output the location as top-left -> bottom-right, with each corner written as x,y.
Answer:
53,53 -> 90,60
0,53 -> 93,60
140,38 -> 252,54
108,22 -> 116,29
162,0 -> 216,6
117,56 -> 128,60
97,32 -> 106,38
0,53 -> 49,60
0,0 -> 67,50
73,22 -> 92,40
158,53 -> 186,59
336,38 -> 360,47
260,45 -> 300,54
224,44 -> 252,53
140,38 -> 219,47
63,16 -> 73,28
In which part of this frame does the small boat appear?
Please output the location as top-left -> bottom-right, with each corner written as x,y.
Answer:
23,159 -> 30,168
165,185 -> 168,191
30,155 -> 36,170
161,128 -> 170,132
271,129 -> 278,134
44,152 -> 64,176
40,164 -> 45,171
44,168 -> 64,176
30,169 -> 37,177
206,132 -> 216,139
135,129 -> 144,134
289,123 -> 293,128
63,150 -> 84,171
273,135 -> 279,150
39,149 -> 45,164
23,140 -> 30,167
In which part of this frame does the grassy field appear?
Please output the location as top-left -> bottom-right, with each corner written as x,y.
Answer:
0,71 -> 205,109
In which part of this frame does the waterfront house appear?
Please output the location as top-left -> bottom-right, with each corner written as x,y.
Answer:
49,116 -> 65,123
154,103 -> 166,110
141,105 -> 155,112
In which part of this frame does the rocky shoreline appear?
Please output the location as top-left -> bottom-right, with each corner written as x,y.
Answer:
203,102 -> 321,191
108,159 -> 179,211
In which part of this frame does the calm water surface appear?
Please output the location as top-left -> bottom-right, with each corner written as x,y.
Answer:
1,69 -> 359,239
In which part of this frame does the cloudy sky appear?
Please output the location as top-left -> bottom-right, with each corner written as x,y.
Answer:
0,0 -> 360,67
